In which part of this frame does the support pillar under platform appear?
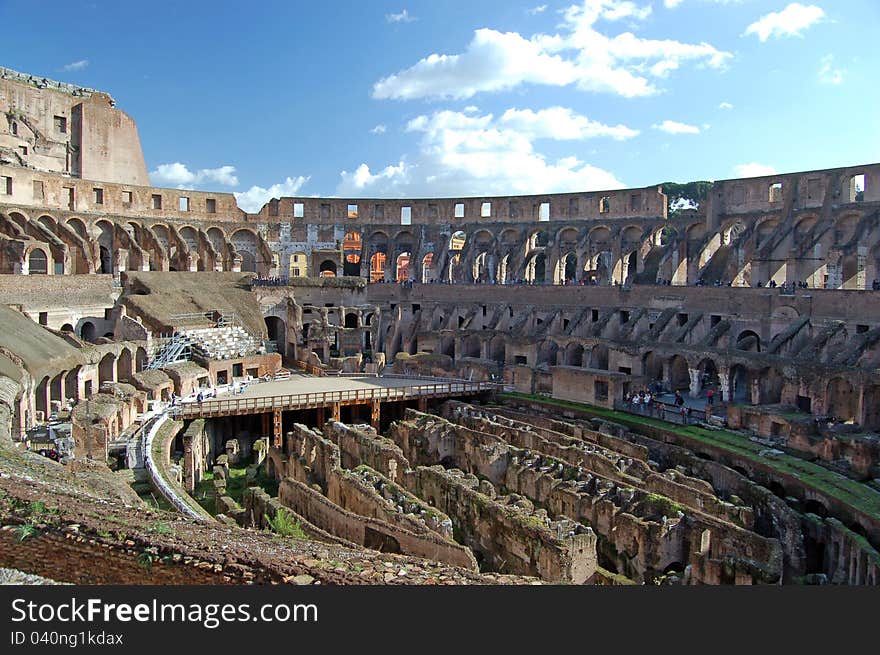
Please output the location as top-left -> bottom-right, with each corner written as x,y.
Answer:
272,409 -> 282,449
370,400 -> 381,430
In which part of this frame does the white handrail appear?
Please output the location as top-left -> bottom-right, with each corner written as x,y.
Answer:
143,412 -> 211,522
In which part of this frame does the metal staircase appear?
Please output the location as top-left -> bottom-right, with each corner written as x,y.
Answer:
147,333 -> 193,369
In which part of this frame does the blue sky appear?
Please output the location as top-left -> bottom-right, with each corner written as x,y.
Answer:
3,0 -> 878,211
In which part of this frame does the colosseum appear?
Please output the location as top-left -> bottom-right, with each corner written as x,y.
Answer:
1,65 -> 878,586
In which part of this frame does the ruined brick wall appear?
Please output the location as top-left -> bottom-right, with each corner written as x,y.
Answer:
278,477 -> 478,570
182,418 -> 212,493
0,529 -> 233,584
409,465 -> 597,583
322,420 -> 410,481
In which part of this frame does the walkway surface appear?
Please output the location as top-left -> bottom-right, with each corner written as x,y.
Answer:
170,374 -> 495,418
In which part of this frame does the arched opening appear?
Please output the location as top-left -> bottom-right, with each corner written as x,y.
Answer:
525,252 -> 546,284
461,335 -> 481,359
66,217 -> 87,238
802,498 -> 828,518
64,368 -> 79,402
668,355 -> 690,391
827,377 -> 857,422
489,337 -> 506,364
449,230 -> 466,252
60,323 -> 73,332
537,341 -> 559,366
370,252 -> 386,282
135,347 -> 148,372
589,344 -> 609,370
265,316 -> 287,356
50,372 -> 64,406
98,353 -> 116,385
730,365 -> 751,404
555,252 -> 577,285
395,252 -> 411,282
565,343 -> 585,367
231,229 -> 259,273
80,321 -> 96,342
863,386 -> 880,430
758,367 -> 783,404
343,230 -> 362,276
28,249 -> 48,275
98,246 -> 112,274
116,349 -> 133,382
344,313 -> 358,329
736,330 -> 761,352
319,260 -> 338,277
207,227 -> 227,254
421,253 -> 435,282
528,230 -> 549,250
35,376 -> 49,419
239,251 -> 256,273
584,251 -> 611,285
698,358 -> 720,393
643,352 -> 663,381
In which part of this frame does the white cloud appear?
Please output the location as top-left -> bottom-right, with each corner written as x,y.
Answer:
339,162 -> 409,194
386,9 -> 416,23
744,3 -> 825,42
664,0 -> 744,8
372,0 -> 731,100
527,4 -> 548,14
718,101 -> 733,109
370,124 -> 387,134
62,59 -> 89,72
234,176 -> 310,213
149,162 -> 239,188
733,162 -> 777,178
336,107 -> 626,198
818,54 -> 844,85
652,119 -> 700,134
499,107 -> 639,140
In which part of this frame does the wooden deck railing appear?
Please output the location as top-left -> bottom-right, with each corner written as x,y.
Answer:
169,380 -> 496,418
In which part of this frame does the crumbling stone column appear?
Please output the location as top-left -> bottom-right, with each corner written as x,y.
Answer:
688,368 -> 702,398
718,368 -> 731,402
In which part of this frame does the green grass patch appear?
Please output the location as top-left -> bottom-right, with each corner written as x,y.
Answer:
500,392 -> 880,519
192,464 -> 278,516
266,508 -> 306,539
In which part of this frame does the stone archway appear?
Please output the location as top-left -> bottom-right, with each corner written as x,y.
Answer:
265,316 -> 287,356
827,377 -> 856,422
